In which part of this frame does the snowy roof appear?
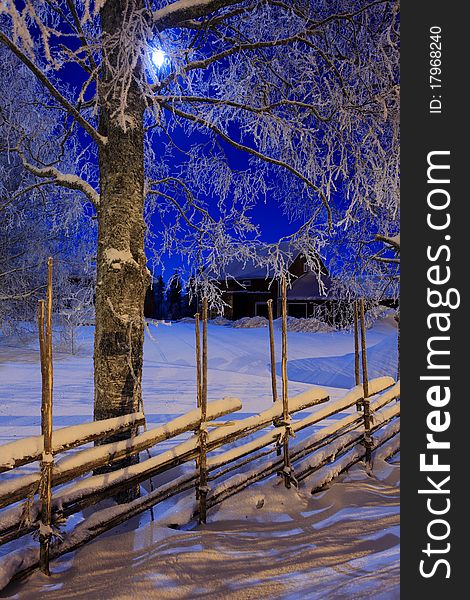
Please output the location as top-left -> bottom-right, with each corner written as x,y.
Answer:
216,242 -> 299,280
287,271 -> 331,300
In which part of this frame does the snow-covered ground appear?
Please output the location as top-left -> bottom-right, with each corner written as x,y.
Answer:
0,315 -> 399,598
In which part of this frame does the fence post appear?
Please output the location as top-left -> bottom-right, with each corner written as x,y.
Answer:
267,299 -> 278,405
267,299 -> 282,457
198,299 -> 209,523
395,310 -> 400,381
195,313 -> 202,409
353,300 -> 361,410
278,277 -> 295,488
39,257 -> 54,575
359,299 -> 373,465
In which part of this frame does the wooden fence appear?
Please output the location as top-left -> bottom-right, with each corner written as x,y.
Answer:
0,265 -> 400,589
0,376 -> 400,589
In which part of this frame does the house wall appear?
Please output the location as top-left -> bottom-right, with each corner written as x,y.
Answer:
223,291 -> 273,320
218,254 -> 331,320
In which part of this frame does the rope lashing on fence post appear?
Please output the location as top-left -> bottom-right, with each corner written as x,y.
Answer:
38,257 -> 54,575
197,298 -> 209,524
359,299 -> 373,465
277,277 -> 296,489
353,301 -> 361,410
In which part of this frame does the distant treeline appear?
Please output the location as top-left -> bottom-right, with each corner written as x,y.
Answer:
144,273 -> 195,321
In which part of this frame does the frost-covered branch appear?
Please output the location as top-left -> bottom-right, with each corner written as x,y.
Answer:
153,0 -> 242,30
0,285 -> 45,302
18,152 -> 100,208
148,189 -> 204,233
0,180 -> 54,213
155,95 -> 333,122
64,0 -> 99,73
1,0 -> 399,317
0,32 -> 105,146
161,101 -> 332,227
375,233 -> 400,251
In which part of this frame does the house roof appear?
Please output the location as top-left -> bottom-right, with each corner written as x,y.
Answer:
287,271 -> 330,301
216,241 -> 295,280
213,242 -> 331,301
218,240 -> 332,280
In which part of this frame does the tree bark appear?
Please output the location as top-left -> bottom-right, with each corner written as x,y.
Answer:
93,0 -> 148,487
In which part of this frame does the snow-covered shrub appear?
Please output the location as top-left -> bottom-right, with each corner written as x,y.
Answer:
274,317 -> 334,333
232,316 -> 268,329
178,317 -> 196,324
211,316 -> 231,326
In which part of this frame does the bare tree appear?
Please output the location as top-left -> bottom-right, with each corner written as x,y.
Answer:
0,53 -> 96,334
0,1 -> 399,431
0,188 -> 95,336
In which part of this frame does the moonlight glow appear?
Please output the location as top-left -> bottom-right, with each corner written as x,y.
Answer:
152,49 -> 165,68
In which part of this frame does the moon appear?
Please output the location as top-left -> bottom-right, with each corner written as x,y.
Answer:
152,49 -> 166,68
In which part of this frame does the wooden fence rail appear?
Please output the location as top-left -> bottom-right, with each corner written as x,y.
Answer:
0,282 -> 400,590
0,376 -> 399,589
0,387 -> 327,515
0,412 -> 146,474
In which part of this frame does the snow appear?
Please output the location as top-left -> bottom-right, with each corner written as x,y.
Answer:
52,398 -> 241,478
208,399 -> 399,504
0,473 -> 40,506
293,391 -> 399,459
375,435 -> 400,462
208,428 -> 279,470
0,412 -> 144,471
0,315 -> 399,597
232,315 -> 268,328
1,458 -> 399,599
153,0 -> 218,23
291,376 -> 394,435
276,316 -> 334,333
208,315 -> 335,333
287,340 -> 398,388
295,409 -> 400,485
48,388 -> 327,510
0,547 -> 37,593
103,248 -> 137,268
210,316 -> 232,326
306,419 -> 400,493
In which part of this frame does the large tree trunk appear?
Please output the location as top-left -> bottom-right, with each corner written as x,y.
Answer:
94,0 -> 148,447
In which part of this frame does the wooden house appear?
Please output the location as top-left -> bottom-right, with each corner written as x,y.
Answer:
216,244 -> 331,320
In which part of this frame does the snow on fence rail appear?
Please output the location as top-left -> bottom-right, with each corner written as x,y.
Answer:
0,377 -> 399,590
207,381 -> 400,508
0,399 -> 241,511
0,285 -> 400,590
0,412 -> 146,473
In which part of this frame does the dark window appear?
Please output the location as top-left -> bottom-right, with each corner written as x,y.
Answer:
242,280 -> 252,287
288,303 -> 308,318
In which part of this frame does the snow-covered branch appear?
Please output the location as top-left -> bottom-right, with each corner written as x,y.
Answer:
375,234 -> 400,251
153,0 -> 243,30
154,95 -> 333,122
161,102 -> 332,227
17,153 -> 100,208
0,32 -> 105,146
0,285 -> 45,302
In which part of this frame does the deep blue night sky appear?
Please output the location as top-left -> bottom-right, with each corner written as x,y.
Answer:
56,46 -> 391,287
60,53 -> 305,281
